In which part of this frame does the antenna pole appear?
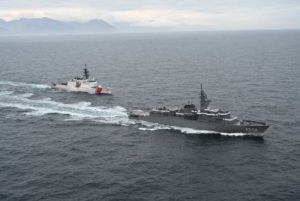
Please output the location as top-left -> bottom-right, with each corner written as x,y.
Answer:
83,64 -> 89,79
200,83 -> 202,111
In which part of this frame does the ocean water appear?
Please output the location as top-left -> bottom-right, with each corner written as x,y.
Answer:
0,31 -> 299,200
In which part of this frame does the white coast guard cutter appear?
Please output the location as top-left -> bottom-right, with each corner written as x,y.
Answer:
51,65 -> 111,95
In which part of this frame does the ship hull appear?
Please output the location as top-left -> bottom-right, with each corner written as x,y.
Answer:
131,113 -> 269,135
52,84 -> 111,95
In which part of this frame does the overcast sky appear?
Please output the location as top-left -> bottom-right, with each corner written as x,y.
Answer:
0,0 -> 299,30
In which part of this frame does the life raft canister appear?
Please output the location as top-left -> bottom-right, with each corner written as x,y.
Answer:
95,86 -> 102,95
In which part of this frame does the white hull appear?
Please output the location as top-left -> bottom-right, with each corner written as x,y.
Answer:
52,84 -> 111,95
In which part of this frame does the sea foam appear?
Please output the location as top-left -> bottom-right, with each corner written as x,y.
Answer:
136,120 -> 248,137
0,80 -> 50,89
0,91 -> 128,124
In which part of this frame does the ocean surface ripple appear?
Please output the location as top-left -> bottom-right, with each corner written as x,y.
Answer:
0,31 -> 299,201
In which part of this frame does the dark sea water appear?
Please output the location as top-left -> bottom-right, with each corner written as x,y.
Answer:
0,31 -> 299,201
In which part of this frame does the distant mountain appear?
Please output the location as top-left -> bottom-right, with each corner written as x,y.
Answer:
0,17 -> 116,35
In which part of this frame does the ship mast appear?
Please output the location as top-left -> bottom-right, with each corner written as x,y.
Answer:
83,64 -> 90,79
199,83 -> 202,111
200,83 -> 211,112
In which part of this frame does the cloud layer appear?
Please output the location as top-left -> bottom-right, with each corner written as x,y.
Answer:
0,0 -> 299,30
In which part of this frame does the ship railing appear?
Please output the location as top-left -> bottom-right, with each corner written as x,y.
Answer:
224,117 -> 238,122
242,120 -> 267,126
197,112 -> 231,116
175,112 -> 184,116
204,108 -> 219,113
151,109 -> 170,114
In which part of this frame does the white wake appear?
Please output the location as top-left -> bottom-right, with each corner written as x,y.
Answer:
0,80 -> 50,89
137,120 -> 248,137
0,90 -> 249,137
0,91 -> 129,124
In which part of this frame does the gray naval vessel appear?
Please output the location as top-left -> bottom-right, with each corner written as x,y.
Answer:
130,85 -> 270,135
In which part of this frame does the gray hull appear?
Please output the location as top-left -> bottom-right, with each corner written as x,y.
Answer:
131,113 -> 269,135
